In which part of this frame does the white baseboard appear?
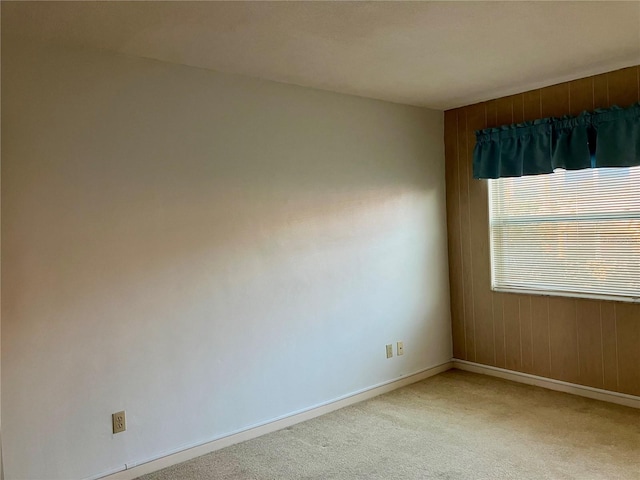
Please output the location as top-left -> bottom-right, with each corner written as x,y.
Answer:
97,361 -> 453,480
453,359 -> 640,410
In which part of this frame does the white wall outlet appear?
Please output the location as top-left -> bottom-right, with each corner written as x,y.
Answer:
397,341 -> 404,356
386,344 -> 393,358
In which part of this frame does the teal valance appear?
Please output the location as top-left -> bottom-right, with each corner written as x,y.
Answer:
473,102 -> 640,179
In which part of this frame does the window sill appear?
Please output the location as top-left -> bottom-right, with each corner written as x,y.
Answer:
491,287 -> 640,304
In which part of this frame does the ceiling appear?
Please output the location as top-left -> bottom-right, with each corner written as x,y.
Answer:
3,1 -> 640,109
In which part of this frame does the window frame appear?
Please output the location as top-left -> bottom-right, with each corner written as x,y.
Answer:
487,169 -> 640,304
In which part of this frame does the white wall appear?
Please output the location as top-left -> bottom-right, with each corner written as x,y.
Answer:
1,43 -> 450,480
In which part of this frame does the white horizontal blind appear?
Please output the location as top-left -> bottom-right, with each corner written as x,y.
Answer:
489,166 -> 640,302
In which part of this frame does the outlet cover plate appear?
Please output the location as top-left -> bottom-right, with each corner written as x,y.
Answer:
112,411 -> 126,434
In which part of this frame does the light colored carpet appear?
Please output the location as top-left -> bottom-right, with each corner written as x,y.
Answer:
139,370 -> 640,479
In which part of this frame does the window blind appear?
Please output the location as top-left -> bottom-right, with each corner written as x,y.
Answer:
489,166 -> 640,302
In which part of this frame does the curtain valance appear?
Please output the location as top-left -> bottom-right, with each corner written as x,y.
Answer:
473,102 -> 640,179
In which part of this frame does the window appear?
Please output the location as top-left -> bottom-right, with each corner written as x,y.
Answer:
488,166 -> 640,302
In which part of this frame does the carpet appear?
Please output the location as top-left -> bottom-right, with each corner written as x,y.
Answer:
138,369 -> 640,479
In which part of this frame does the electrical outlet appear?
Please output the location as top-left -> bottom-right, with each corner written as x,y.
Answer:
386,344 -> 393,358
397,341 -> 404,356
112,411 -> 126,434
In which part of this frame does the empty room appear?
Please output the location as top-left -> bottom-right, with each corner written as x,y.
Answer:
1,2 -> 639,479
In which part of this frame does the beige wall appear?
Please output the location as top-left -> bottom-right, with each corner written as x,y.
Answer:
445,66 -> 640,397
2,43 -> 450,479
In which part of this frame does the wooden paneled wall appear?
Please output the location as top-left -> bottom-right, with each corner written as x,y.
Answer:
445,66 -> 640,397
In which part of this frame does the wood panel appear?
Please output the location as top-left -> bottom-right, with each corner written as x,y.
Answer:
503,294 -> 521,371
593,75 -> 609,109
467,103 -> 494,366
485,100 -> 498,129
444,109 -> 466,360
601,302 -> 618,391
568,77 -> 594,115
511,94 -> 524,124
522,90 -> 541,122
607,67 -> 639,106
445,65 -> 640,397
576,299 -> 604,389
530,296 -> 551,378
495,96 -> 514,126
519,296 -> 533,374
548,297 -> 579,383
541,83 -> 570,118
492,292 -> 506,368
456,108 -> 476,362
616,304 -> 640,396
